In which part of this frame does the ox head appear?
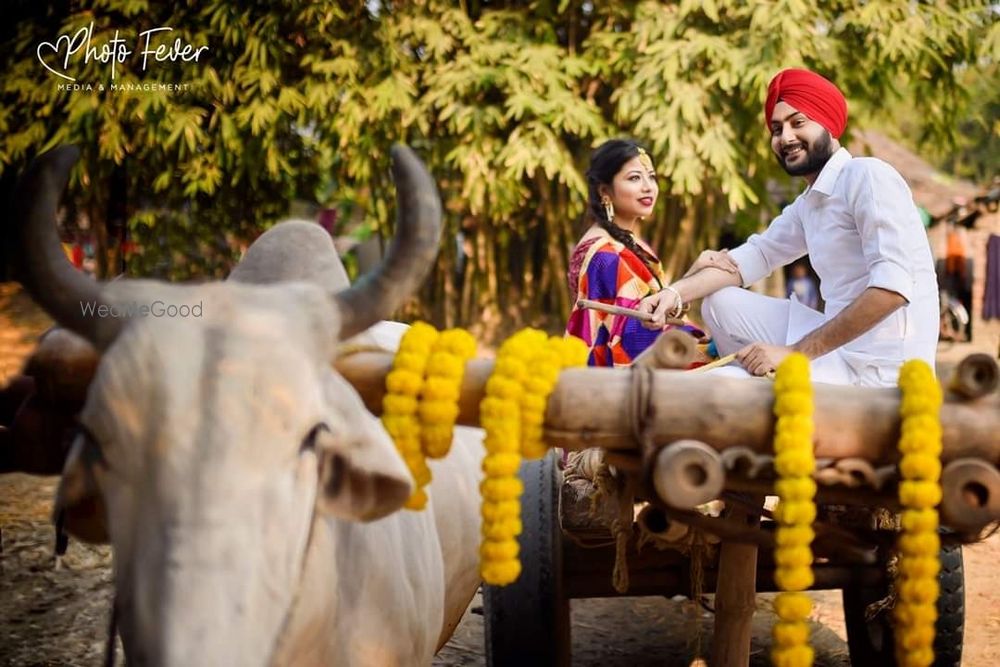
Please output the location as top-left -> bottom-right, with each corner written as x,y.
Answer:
9,145 -> 442,665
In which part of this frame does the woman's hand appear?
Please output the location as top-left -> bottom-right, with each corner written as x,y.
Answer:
683,249 -> 740,279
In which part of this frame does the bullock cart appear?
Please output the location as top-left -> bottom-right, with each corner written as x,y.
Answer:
3,144 -> 997,665
336,332 -> 1000,667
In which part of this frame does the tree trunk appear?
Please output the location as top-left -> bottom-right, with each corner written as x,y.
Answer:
439,222 -> 455,328
460,234 -> 474,326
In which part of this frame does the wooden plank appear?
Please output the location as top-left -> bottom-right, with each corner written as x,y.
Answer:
333,354 -> 1000,466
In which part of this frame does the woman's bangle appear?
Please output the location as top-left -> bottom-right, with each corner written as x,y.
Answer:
661,285 -> 684,319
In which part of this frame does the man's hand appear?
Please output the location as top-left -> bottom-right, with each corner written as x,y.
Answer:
637,290 -> 678,329
683,249 -> 740,278
735,343 -> 793,377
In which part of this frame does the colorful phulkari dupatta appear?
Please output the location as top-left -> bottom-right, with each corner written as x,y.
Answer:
565,229 -> 703,367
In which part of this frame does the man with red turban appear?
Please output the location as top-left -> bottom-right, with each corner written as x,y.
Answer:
639,68 -> 938,387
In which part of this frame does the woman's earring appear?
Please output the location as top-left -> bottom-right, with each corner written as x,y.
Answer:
602,196 -> 615,224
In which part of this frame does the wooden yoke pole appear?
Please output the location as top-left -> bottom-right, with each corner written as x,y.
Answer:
332,353 -> 1000,465
711,498 -> 763,667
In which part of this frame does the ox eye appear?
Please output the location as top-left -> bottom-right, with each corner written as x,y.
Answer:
300,424 -> 326,453
77,426 -> 107,465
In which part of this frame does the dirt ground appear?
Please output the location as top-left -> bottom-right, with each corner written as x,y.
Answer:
1,471 -> 998,666
1,283 -> 998,665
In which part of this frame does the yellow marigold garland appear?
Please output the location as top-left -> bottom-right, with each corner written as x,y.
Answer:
521,336 -> 588,460
478,330 -> 538,585
419,329 -> 477,459
771,353 -> 817,667
894,360 -> 943,667
382,322 -> 439,510
478,331 -> 588,585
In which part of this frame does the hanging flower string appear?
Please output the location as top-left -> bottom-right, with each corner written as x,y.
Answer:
381,322 -> 439,510
521,336 -> 588,460
478,330 -> 540,585
478,330 -> 588,585
419,329 -> 477,460
894,359 -> 943,667
395,327 -> 477,508
771,353 -> 817,667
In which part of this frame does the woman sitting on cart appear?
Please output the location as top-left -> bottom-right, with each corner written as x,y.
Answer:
566,138 -> 703,366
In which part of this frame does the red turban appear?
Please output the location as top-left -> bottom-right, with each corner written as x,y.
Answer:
765,68 -> 848,139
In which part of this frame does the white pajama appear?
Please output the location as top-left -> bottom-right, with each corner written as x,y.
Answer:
701,287 -> 853,384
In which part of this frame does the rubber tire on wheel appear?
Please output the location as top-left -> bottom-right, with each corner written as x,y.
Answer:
483,451 -> 570,667
843,543 -> 965,666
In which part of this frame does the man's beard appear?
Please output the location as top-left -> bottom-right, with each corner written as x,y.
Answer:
777,130 -> 835,177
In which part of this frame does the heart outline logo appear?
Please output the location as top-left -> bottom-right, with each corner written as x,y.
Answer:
36,26 -> 91,83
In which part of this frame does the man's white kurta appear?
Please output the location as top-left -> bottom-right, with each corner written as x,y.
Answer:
725,148 -> 939,386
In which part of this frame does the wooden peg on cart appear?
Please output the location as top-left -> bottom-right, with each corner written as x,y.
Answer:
949,353 -> 999,400
632,328 -> 697,369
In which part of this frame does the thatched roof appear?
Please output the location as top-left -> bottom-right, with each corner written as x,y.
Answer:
848,130 -> 980,219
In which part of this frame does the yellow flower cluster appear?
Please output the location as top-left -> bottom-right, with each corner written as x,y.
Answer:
521,336 -> 588,459
382,323 -> 477,510
478,330 -> 588,585
382,322 -> 439,510
894,360 -> 943,667
420,329 -> 477,459
771,353 -> 816,667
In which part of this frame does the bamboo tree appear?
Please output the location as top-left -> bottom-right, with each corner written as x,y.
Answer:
1,0 -> 995,340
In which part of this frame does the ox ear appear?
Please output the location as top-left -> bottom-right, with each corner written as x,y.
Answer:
313,423 -> 413,522
54,433 -> 109,544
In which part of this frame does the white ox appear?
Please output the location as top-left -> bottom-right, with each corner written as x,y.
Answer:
9,146 -> 483,666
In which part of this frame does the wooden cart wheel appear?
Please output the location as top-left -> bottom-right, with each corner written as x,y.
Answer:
842,543 -> 965,667
483,451 -> 570,667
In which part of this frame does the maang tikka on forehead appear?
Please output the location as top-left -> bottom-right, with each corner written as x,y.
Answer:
636,147 -> 654,171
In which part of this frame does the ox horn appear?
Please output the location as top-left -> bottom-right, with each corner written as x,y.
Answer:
10,146 -> 123,349
332,145 -> 442,340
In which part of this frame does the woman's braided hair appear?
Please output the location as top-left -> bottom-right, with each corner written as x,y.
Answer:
585,139 -> 662,285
